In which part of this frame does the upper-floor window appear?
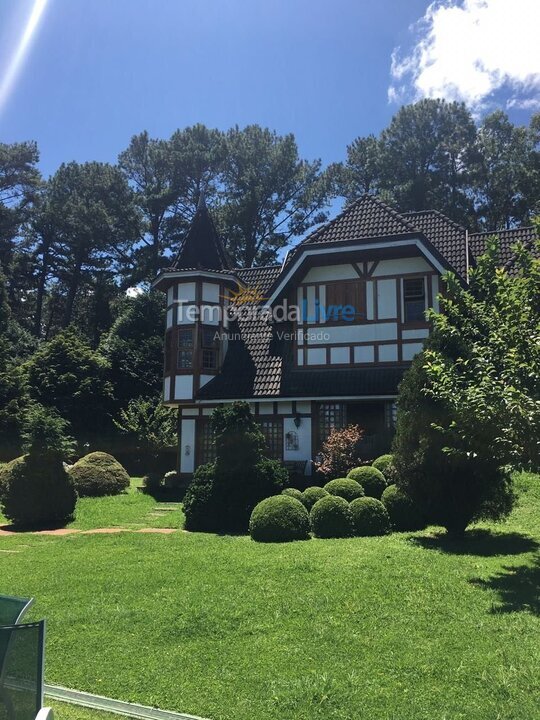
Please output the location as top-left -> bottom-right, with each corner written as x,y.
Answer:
201,327 -> 219,370
177,328 -> 194,369
403,278 -> 426,323
325,281 -> 365,322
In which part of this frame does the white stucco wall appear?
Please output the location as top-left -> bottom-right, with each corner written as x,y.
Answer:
283,417 -> 312,464
174,375 -> 193,400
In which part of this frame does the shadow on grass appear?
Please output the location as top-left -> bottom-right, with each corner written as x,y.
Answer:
410,528 -> 539,557
470,554 -> 540,615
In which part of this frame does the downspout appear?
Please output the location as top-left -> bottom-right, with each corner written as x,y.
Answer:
465,229 -> 470,284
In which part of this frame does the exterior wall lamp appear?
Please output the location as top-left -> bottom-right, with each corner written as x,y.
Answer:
293,414 -> 302,428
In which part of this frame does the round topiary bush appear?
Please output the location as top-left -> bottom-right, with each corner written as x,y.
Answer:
381,484 -> 425,531
69,452 -> 130,497
310,495 -> 353,538
347,466 -> 387,498
324,477 -> 364,502
372,454 -> 394,476
350,497 -> 390,536
1,455 -> 77,529
249,495 -> 310,543
301,486 -> 329,510
282,487 -> 304,502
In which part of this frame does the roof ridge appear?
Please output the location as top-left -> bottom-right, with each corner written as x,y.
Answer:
300,194 -> 416,246
469,225 -> 535,237
403,208 -> 466,232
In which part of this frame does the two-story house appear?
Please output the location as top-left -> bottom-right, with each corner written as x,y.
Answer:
152,194 -> 537,480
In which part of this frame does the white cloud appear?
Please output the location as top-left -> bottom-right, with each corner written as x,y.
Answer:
389,0 -> 540,112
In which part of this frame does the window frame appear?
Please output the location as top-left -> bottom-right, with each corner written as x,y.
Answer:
200,326 -> 220,371
325,280 -> 366,323
402,277 -> 427,325
177,327 -> 195,371
258,418 -> 284,461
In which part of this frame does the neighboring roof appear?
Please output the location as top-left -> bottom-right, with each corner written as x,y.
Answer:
469,226 -> 539,271
299,195 -> 417,246
403,210 -> 467,278
174,201 -> 231,271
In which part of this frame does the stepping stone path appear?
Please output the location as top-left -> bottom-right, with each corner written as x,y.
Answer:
0,526 -> 179,537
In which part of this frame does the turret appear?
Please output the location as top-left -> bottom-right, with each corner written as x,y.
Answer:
152,199 -> 238,405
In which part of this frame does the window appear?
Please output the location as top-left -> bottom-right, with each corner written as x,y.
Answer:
403,278 -> 426,323
165,331 -> 173,373
318,403 -> 346,450
201,327 -> 220,370
325,281 -> 365,322
197,420 -> 216,465
177,328 -> 194,369
259,419 -> 283,460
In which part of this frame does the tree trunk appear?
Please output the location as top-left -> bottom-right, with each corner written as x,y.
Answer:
63,259 -> 82,328
33,239 -> 51,337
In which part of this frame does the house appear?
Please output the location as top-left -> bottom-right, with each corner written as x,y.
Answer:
152,194 -> 538,480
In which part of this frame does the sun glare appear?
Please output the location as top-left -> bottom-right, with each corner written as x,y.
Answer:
0,0 -> 49,115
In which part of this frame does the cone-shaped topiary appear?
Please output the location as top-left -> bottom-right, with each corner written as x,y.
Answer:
282,487 -> 303,502
350,497 -> 390,536
324,477 -> 364,502
347,466 -> 386,498
372,454 -> 394,475
69,451 -> 130,497
301,486 -> 328,510
249,495 -> 310,543
310,495 -> 353,538
381,484 -> 425,531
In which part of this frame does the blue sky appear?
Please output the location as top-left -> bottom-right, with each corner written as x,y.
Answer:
0,0 -> 538,179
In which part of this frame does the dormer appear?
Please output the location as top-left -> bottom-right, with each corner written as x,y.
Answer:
153,198 -> 239,405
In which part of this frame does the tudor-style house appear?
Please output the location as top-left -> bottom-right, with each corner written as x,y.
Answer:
153,194 -> 537,480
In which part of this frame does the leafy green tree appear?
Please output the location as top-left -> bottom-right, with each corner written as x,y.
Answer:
46,162 -> 141,327
118,125 -> 225,276
339,135 -> 382,197
219,125 -> 332,266
24,326 -> 114,447
100,290 -> 165,408
0,270 -> 30,459
114,396 -> 176,474
183,402 -> 288,533
0,141 -> 41,274
393,231 -> 540,534
475,110 -> 538,229
342,100 -> 478,224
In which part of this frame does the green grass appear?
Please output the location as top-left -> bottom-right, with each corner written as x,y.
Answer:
1,474 -> 539,720
0,479 -> 185,531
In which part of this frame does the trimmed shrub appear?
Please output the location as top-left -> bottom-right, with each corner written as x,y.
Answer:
310,495 -> 353,538
249,495 -> 310,543
324,477 -> 364,502
381,484 -> 425,531
301,486 -> 328,510
1,455 -> 77,528
282,487 -> 303,502
69,452 -> 130,497
347,466 -> 386,499
372,454 -> 394,476
350,497 -> 390,536
183,463 -> 217,532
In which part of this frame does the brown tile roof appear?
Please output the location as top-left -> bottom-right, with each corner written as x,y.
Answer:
403,210 -> 468,278
469,226 -> 538,272
300,195 -> 417,246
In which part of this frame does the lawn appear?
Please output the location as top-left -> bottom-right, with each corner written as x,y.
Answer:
0,474 -> 539,720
